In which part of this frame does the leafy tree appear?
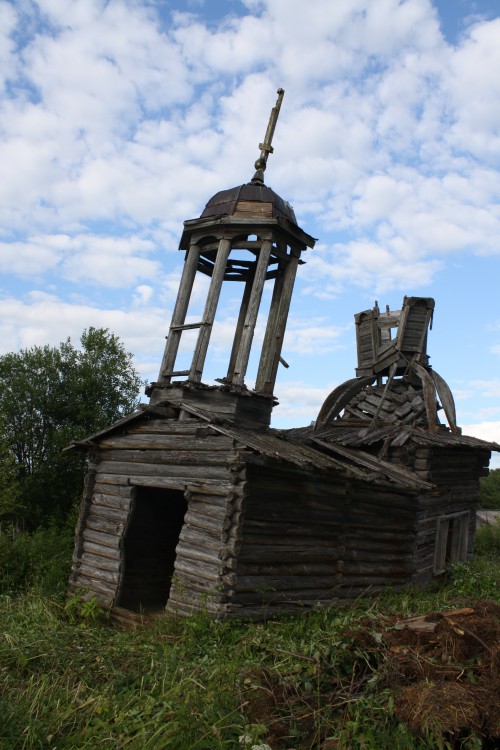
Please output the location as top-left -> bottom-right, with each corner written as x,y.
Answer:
0,328 -> 143,527
0,419 -> 24,524
478,468 -> 500,510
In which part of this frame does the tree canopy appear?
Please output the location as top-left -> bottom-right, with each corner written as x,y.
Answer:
0,328 -> 143,527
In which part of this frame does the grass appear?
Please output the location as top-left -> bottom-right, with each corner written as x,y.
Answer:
0,544 -> 498,750
0,516 -> 498,750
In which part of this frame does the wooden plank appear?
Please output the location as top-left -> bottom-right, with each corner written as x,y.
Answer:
82,528 -> 121,548
128,475 -> 232,490
94,482 -> 132,497
86,515 -> 127,536
82,540 -> 121,561
98,449 -> 229,466
89,504 -> 128,522
98,434 -> 234,451
93,493 -> 132,511
96,460 -> 229,480
80,553 -> 120,573
74,574 -> 117,598
75,563 -> 119,585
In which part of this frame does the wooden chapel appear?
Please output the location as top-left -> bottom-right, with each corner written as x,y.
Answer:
69,91 -> 497,621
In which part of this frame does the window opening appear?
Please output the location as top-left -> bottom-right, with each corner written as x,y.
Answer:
434,511 -> 469,574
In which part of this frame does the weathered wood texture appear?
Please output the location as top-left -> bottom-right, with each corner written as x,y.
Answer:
409,448 -> 482,585
70,405 -> 491,620
227,464 -> 417,617
70,417 -> 236,614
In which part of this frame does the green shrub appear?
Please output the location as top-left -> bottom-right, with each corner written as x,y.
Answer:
474,519 -> 500,556
0,520 -> 74,598
478,468 -> 500,509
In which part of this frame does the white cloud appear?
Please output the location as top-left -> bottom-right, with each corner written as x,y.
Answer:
272,380 -> 335,425
0,292 -> 169,375
471,381 -> 500,398
0,0 -> 499,439
462,420 -> 500,445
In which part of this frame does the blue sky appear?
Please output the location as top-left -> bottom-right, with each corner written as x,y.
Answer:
1,0 -> 499,459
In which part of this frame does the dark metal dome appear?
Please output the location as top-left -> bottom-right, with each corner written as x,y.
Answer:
200,181 -> 297,224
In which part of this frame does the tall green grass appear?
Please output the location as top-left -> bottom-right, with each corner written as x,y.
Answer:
1,543 -> 498,750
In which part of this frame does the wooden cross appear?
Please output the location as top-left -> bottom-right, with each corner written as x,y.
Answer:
252,88 -> 284,183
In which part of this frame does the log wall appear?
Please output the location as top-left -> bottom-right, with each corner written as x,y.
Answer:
69,418 -> 491,620
228,463 -> 418,618
69,417 -> 237,615
409,447 -> 487,585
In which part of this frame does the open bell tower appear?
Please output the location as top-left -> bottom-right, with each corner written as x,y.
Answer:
147,90 -> 315,429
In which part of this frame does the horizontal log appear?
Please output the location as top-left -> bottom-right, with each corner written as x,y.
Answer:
82,528 -> 121,548
80,552 -> 120,573
130,422 -> 204,435
99,434 -> 233,451
183,512 -> 224,535
94,482 -> 132,498
93,493 -> 131,511
128,476 -> 232,490
94,460 -> 230,480
415,448 -> 432,459
233,588 -> 341,603
241,519 -> 342,536
179,525 -> 222,549
340,574 -> 407,586
238,532 -> 340,547
343,536 -> 413,551
72,574 -> 116,599
173,561 -> 221,584
175,541 -> 221,566
89,504 -> 128,522
243,506 -> 344,526
189,493 -> 229,509
86,515 -> 127,536
75,562 -> 120,584
82,540 -> 121,561
342,561 -> 411,575
190,484 -> 233,497
237,562 -> 341,576
248,476 -> 346,496
98,449 -> 230,466
92,473 -> 128,487
235,574 -> 341,592
238,546 -> 341,563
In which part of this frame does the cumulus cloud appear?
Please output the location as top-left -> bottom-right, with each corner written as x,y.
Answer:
462,420 -> 500,445
0,0 -> 499,433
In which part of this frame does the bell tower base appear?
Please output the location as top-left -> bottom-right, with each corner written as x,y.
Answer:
146,381 -> 276,430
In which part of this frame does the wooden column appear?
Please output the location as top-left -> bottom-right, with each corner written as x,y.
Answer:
255,250 -> 300,394
226,273 -> 254,382
189,238 -> 232,383
232,239 -> 272,386
158,243 -> 201,383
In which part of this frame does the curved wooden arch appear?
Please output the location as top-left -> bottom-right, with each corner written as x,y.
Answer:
315,375 -> 376,429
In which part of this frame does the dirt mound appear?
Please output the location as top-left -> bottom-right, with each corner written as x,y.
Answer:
239,601 -> 500,748
367,600 -> 500,741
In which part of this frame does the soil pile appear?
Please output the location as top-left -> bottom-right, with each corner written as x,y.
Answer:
384,600 -> 500,741
240,600 -> 499,749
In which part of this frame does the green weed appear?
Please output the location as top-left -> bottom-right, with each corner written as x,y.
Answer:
0,548 -> 498,749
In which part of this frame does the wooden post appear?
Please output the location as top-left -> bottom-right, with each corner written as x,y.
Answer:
226,272 -> 254,382
232,239 -> 272,386
189,238 -> 232,382
254,257 -> 286,392
255,250 -> 300,394
158,243 -> 201,383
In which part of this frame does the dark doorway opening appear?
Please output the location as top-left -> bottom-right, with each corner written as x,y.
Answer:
118,487 -> 187,612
